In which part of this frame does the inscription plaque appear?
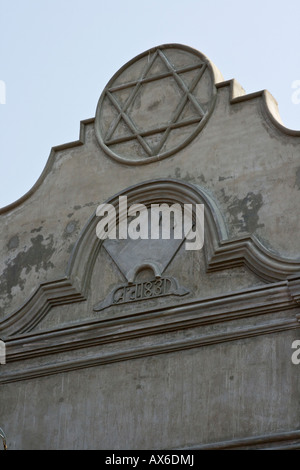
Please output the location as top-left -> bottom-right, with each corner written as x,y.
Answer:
93,276 -> 189,312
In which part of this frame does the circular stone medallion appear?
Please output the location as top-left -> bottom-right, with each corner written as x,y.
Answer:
95,44 -> 217,164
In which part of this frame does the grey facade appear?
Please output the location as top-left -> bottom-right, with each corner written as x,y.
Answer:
0,44 -> 300,450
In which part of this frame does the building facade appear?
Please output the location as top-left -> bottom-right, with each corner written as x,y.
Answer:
0,44 -> 300,450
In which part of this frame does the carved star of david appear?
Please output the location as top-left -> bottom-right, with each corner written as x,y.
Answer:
95,45 -> 216,163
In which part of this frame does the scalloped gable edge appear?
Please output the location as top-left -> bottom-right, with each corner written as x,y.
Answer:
0,117 -> 95,215
1,76 -> 300,214
216,78 -> 298,133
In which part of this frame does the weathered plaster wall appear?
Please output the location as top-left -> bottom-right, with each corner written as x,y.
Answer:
1,330 -> 299,450
0,44 -> 299,450
1,84 -> 299,319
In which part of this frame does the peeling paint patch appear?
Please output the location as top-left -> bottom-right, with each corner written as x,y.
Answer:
73,202 -> 95,211
295,167 -> 300,190
219,175 -> 233,182
67,242 -> 75,254
173,167 -> 206,184
0,234 -> 55,304
227,192 -> 264,233
63,220 -> 79,238
220,188 -> 231,204
31,226 -> 43,233
7,235 -> 19,250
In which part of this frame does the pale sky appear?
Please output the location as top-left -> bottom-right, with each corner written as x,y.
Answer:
0,0 -> 299,208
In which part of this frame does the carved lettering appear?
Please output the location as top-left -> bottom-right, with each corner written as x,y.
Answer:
113,286 -> 125,303
94,276 -> 189,312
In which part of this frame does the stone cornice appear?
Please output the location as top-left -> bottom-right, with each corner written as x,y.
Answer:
0,279 -> 299,384
179,429 -> 300,450
0,277 -> 85,337
7,280 -> 298,355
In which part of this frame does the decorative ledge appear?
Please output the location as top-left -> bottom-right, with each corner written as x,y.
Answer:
179,429 -> 300,450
